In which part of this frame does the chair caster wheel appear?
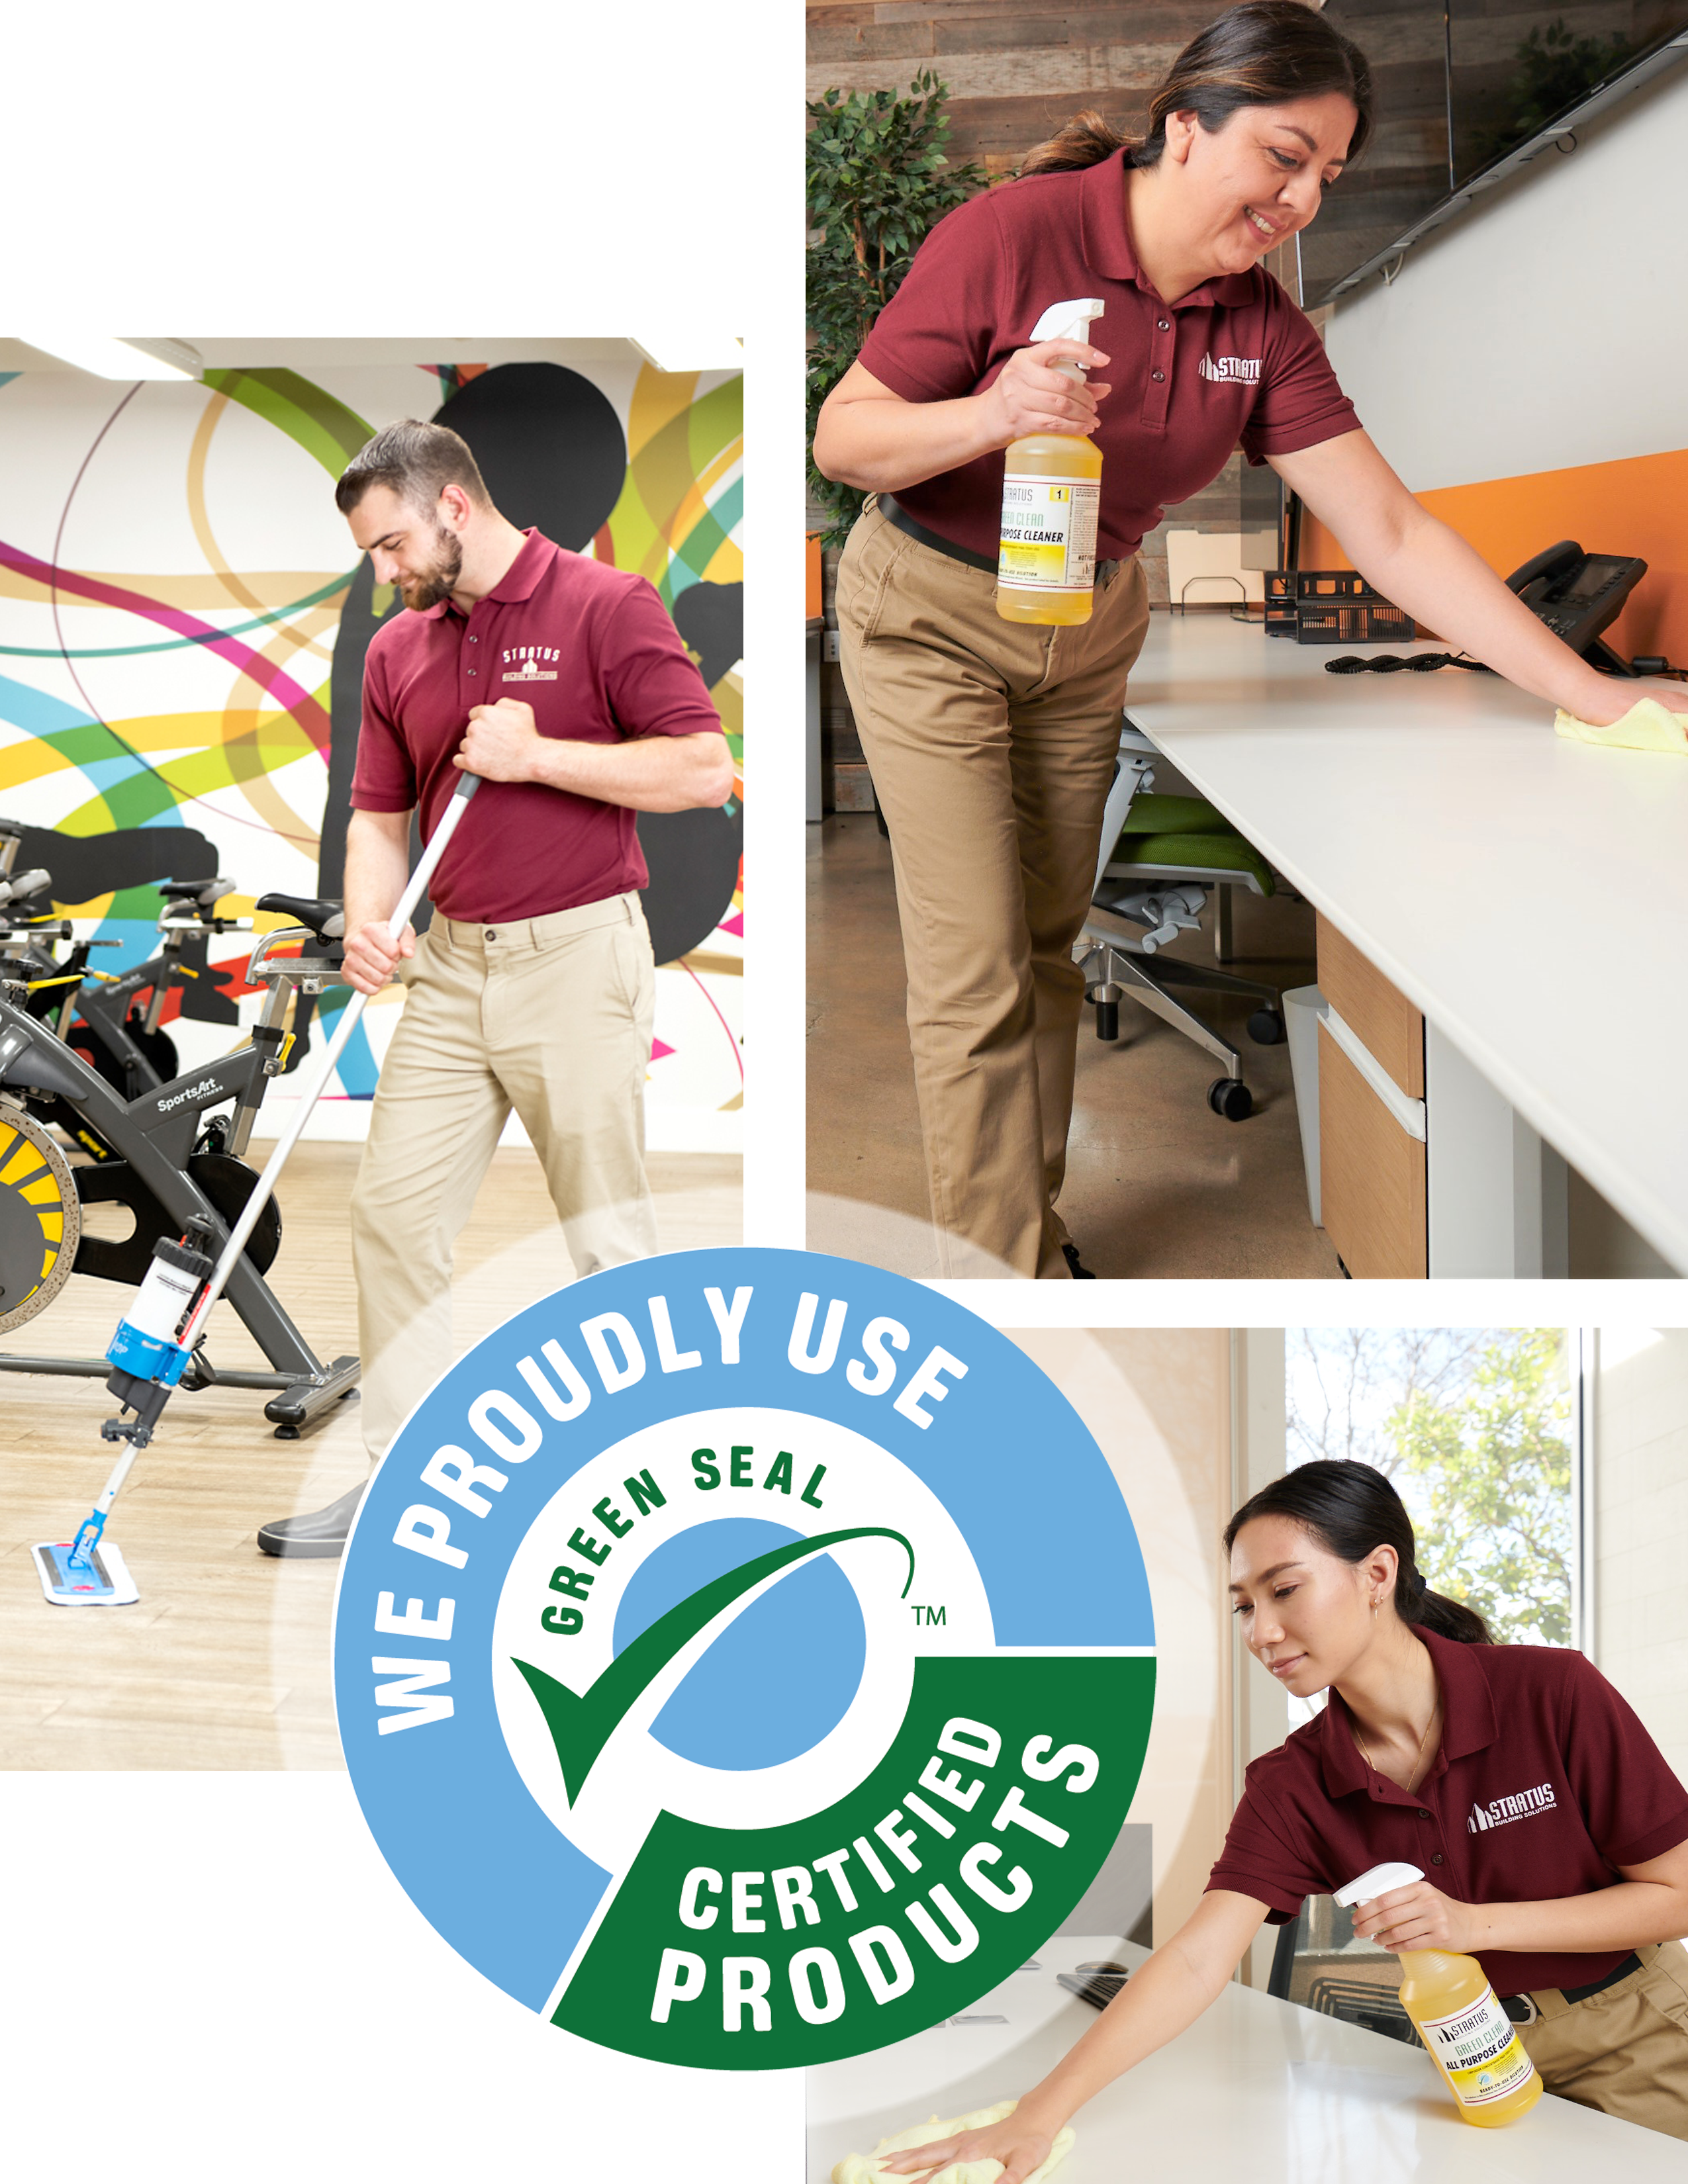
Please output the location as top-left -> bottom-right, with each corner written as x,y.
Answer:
1248,1007 -> 1286,1046
1208,1077 -> 1253,1121
1096,999 -> 1119,1041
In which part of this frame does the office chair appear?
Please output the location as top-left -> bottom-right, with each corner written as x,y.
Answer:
1075,717 -> 1287,1120
1267,1902 -> 1421,2046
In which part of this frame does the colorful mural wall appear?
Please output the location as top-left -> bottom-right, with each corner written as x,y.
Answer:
0,355 -> 743,1148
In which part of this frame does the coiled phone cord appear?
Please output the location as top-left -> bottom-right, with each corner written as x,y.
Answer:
1323,652 -> 1492,674
1324,653 -> 1688,679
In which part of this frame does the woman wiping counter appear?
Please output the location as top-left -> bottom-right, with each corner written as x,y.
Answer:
878,1461 -> 1688,2177
812,2 -> 1688,1281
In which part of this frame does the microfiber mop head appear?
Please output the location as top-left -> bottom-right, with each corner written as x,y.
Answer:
31,1538 -> 139,1606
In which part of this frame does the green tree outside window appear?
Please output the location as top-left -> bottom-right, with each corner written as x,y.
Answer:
1287,1328 -> 1573,1648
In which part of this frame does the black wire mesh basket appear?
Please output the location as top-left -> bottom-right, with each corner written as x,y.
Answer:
1267,570 -> 1415,644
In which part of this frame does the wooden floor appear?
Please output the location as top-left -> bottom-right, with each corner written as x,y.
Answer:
0,1144 -> 740,1770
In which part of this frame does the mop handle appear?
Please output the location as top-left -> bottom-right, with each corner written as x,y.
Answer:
69,1439 -> 145,1561
178,770 -> 483,1348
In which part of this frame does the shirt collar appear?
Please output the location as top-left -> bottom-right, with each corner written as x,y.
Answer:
417,527 -> 556,620
485,527 -> 553,603
1078,147 -> 1259,309
1319,1626 -> 1499,1799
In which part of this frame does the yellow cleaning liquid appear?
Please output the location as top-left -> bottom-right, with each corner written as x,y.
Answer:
1336,1863 -> 1543,2129
998,298 -> 1105,627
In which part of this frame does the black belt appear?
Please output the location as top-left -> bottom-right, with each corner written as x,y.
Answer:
1501,1950 -> 1642,2025
877,494 -> 1121,582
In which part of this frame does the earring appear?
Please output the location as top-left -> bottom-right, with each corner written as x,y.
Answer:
1371,1596 -> 1380,1619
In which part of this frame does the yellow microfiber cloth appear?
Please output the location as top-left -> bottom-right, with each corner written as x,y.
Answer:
831,2100 -> 1075,2184
1553,696 -> 1688,752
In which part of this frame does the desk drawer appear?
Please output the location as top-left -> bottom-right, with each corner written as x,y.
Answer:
1316,915 -> 1423,1100
1318,1020 -> 1428,1277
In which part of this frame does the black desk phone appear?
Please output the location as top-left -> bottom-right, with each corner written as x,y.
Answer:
1505,540 -> 1647,675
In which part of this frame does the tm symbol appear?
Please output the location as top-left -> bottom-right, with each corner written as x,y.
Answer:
910,1604 -> 947,1627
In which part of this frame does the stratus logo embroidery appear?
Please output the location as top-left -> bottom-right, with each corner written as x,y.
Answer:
1469,1782 -> 1558,1832
1198,354 -> 1261,384
502,644 -> 560,682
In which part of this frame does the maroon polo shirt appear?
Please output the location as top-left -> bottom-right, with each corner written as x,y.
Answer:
350,529 -> 723,924
1206,1627 -> 1688,1997
857,148 -> 1360,564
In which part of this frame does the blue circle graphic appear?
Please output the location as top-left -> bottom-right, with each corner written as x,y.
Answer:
334,1248 -> 1156,2021
612,1518 -> 867,1771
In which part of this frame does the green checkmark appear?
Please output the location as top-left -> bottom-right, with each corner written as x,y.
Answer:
513,1526 -> 915,1803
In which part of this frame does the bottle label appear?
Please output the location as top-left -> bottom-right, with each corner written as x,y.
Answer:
1416,1985 -> 1536,2107
124,1259 -> 201,1344
998,475 -> 1100,593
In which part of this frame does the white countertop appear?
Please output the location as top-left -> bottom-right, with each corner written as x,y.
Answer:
807,1936 -> 1688,2180
1119,615 -> 1688,1273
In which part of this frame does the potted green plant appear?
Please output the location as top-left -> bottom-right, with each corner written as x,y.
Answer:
806,71 -> 986,546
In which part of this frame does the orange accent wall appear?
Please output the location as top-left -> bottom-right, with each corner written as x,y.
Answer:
1301,447 -> 1688,667
1298,504 -> 1352,573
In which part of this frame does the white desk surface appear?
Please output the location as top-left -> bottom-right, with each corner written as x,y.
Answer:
807,1936 -> 1688,2181
1121,615 -> 1688,1274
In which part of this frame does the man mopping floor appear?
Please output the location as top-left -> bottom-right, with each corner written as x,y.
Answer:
258,418 -> 731,1559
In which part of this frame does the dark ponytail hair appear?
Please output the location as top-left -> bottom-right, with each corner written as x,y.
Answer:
1020,1 -> 1374,178
1224,1459 -> 1491,1645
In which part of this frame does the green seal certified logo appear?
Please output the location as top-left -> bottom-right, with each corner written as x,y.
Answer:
334,1250 -> 1155,2068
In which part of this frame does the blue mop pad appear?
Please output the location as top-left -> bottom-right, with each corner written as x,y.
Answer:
31,1537 -> 139,1606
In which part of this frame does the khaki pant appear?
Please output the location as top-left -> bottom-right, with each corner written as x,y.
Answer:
834,498 -> 1151,1279
1519,1940 -> 1688,2140
350,891 -> 658,1459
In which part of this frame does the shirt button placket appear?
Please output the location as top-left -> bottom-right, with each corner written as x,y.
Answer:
1143,308 -> 1174,430
1415,1804 -> 1447,1866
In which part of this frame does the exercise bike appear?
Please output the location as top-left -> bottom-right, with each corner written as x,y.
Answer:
0,819 -> 312,1117
0,837 -> 118,1053
62,876 -> 256,1101
0,893 -> 358,1437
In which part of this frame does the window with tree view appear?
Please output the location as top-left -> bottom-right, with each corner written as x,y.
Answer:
1286,1328 -> 1578,1650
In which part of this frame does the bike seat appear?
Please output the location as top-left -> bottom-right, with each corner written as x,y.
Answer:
257,893 -> 346,941
159,874 -> 231,904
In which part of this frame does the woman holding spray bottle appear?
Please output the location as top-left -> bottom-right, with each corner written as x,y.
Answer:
873,1461 -> 1688,2177
812,1 -> 1688,1281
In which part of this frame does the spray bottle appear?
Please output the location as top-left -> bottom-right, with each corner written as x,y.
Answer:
1333,1862 -> 1543,2128
997,298 -> 1105,627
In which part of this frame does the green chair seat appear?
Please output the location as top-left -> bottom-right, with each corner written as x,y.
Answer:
1107,828 -> 1276,896
1114,792 -> 1232,836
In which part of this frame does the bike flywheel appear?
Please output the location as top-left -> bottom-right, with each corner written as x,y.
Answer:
0,1101 -> 81,1333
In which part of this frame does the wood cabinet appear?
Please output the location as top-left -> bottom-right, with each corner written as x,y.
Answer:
1315,919 -> 1427,1278
1315,915 -> 1423,1099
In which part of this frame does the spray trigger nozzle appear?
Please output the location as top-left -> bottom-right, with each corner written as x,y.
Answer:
1029,298 -> 1105,384
1334,1862 -> 1425,1908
